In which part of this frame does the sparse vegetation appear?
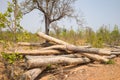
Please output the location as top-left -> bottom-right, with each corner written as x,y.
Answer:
105,59 -> 115,64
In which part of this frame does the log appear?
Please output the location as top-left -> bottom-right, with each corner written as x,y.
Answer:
103,55 -> 116,59
25,53 -> 108,62
114,46 -> 120,49
42,45 -> 91,50
42,45 -> 66,50
37,32 -> 70,45
37,32 -> 111,55
5,47 -> 113,55
6,49 -> 65,55
81,53 -> 109,62
26,54 -> 115,60
18,42 -> 41,46
111,49 -> 120,52
21,67 -> 46,80
25,54 -> 83,60
111,52 -> 120,55
66,45 -> 111,55
27,57 -> 91,69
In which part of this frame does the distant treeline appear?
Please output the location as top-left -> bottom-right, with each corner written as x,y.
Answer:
0,25 -> 120,48
50,24 -> 120,47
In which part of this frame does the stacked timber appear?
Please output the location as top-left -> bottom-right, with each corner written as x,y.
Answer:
5,32 -> 120,80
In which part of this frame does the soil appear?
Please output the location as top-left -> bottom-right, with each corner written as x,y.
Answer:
40,57 -> 120,80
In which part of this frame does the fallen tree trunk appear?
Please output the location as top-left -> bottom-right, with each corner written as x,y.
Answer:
27,57 -> 91,69
25,54 -> 83,60
42,45 -> 91,50
21,67 -> 46,80
103,55 -> 116,59
37,32 -> 112,55
111,49 -> 120,52
25,53 -> 108,62
37,32 -> 70,45
114,46 -> 120,49
6,49 -> 65,55
25,54 -> 116,60
66,46 -> 111,55
111,52 -> 120,55
41,45 -> 66,50
81,53 -> 109,62
6,47 -> 117,55
18,42 -> 41,46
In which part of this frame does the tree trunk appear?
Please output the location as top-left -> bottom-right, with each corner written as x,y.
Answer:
21,67 -> 46,80
66,46 -> 111,55
17,42 -> 41,46
6,49 -> 65,55
25,54 -> 83,60
25,53 -> 108,62
37,32 -> 70,45
45,14 -> 50,35
81,53 -> 109,62
27,57 -> 90,69
13,0 -> 17,42
41,45 -> 91,50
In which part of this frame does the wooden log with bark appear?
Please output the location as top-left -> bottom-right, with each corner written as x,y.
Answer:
37,32 -> 112,55
25,54 -> 83,60
81,53 -> 109,62
37,32 -> 70,45
6,46 -> 116,55
25,54 -> 116,60
6,49 -> 66,55
25,53 -> 109,63
27,57 -> 91,69
21,67 -> 46,80
18,42 -> 41,46
114,46 -> 120,49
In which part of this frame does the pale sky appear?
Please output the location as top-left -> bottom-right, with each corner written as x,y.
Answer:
0,0 -> 120,33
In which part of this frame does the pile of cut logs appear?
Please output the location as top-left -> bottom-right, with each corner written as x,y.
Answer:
6,32 -> 120,80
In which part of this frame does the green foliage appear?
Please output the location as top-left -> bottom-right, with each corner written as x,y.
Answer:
0,12 -> 8,28
0,30 -> 40,42
0,1 -> 23,42
51,25 -> 120,47
46,64 -> 52,69
105,59 -> 115,64
110,25 -> 120,45
1,52 -> 23,64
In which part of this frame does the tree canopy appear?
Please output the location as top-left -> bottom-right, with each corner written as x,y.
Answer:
21,0 -> 78,35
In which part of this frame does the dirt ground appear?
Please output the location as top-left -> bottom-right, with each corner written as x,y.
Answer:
40,57 -> 120,80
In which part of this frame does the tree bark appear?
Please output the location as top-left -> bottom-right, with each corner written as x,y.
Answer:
17,42 -> 41,46
37,32 -> 111,55
42,45 -> 91,50
25,54 -> 83,60
6,46 -> 112,55
81,53 -> 109,62
66,45 -> 111,55
21,67 -> 46,80
103,55 -> 116,59
27,57 -> 91,69
111,52 -> 120,55
6,49 -> 65,55
25,53 -> 108,62
45,15 -> 50,35
37,32 -> 70,45
114,46 -> 120,49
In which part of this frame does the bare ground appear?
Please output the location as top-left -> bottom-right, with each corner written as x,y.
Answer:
40,57 -> 120,80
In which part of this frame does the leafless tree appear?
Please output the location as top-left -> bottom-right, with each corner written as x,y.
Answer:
20,0 -> 81,35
